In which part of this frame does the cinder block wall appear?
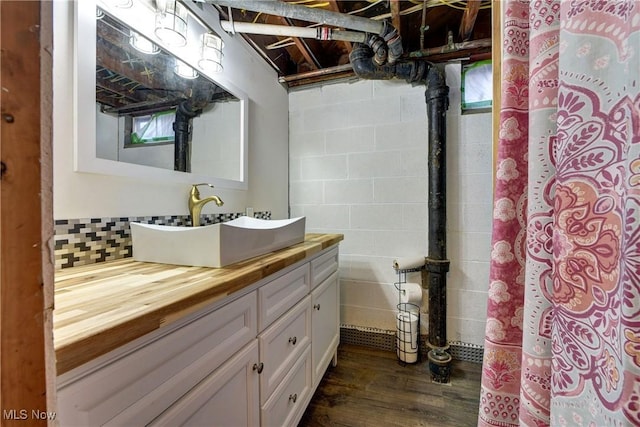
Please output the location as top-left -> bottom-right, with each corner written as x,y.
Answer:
288,64 -> 493,347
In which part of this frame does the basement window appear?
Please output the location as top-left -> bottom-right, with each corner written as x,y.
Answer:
461,60 -> 492,113
125,109 -> 176,146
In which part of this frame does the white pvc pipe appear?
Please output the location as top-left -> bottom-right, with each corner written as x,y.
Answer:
220,21 -> 366,43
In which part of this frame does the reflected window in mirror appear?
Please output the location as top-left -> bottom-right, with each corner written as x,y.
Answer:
129,110 -> 176,145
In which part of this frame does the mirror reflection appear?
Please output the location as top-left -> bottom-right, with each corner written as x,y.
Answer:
95,5 -> 242,180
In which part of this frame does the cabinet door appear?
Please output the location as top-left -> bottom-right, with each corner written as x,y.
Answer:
148,340 -> 260,427
311,271 -> 339,386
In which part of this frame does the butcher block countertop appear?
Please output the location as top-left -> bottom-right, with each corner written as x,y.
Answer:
54,233 -> 343,375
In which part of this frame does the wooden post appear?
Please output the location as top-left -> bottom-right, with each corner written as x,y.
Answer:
1,1 -> 54,425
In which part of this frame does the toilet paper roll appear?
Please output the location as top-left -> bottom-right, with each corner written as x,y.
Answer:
393,256 -> 425,271
396,339 -> 418,363
397,338 -> 418,353
396,311 -> 418,329
396,311 -> 419,363
400,282 -> 422,305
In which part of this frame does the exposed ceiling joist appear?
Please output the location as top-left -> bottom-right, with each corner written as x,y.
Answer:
390,0 -> 402,35
325,0 -> 352,55
459,0 -> 481,41
278,16 -> 321,69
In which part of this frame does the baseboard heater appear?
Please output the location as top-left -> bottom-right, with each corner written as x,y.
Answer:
339,325 -> 483,364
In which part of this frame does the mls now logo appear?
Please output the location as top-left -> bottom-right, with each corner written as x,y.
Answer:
3,409 -> 56,420
3,409 -> 28,420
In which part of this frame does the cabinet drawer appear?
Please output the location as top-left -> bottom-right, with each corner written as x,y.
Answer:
261,346 -> 312,427
258,263 -> 310,331
57,292 -> 257,427
311,246 -> 339,289
259,295 -> 311,404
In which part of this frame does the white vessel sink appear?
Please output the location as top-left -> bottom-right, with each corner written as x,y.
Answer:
130,217 -> 306,268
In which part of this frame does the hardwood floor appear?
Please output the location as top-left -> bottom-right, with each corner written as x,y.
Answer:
299,344 -> 482,427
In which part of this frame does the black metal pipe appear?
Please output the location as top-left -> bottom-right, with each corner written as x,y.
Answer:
350,45 -> 452,382
424,66 -> 451,383
173,84 -> 216,172
173,102 -> 198,172
349,45 -> 426,83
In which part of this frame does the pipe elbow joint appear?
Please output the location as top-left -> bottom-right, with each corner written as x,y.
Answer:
349,45 -> 394,80
349,44 -> 427,84
381,21 -> 403,64
349,45 -> 376,78
364,34 -> 387,66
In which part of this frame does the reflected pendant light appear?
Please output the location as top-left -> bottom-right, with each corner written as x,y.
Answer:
129,30 -> 160,55
174,59 -> 199,79
155,0 -> 188,47
198,33 -> 224,73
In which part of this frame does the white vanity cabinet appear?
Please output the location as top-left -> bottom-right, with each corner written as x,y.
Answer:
56,244 -> 340,427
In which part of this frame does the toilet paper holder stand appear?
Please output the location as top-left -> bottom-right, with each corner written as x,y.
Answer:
394,266 -> 422,364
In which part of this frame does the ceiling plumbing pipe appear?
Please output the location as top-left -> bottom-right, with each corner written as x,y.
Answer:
220,21 -> 366,43
210,0 -> 403,64
410,37 -> 492,58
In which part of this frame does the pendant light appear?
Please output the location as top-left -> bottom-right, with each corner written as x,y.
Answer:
155,0 -> 188,47
174,59 -> 199,79
198,33 -> 224,73
129,30 -> 160,55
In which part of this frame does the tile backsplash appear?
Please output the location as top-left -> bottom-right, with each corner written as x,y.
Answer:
54,211 -> 271,269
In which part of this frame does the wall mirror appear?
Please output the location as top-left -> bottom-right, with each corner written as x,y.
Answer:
75,0 -> 249,189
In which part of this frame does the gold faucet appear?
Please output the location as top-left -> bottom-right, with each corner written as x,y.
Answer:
189,183 -> 224,227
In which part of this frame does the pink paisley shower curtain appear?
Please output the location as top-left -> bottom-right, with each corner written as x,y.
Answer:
478,1 -> 640,426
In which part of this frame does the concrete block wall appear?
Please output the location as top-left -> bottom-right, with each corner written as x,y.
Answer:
289,64 -> 492,347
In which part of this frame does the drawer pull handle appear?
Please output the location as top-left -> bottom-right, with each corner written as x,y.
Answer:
289,336 -> 297,345
289,393 -> 298,403
253,362 -> 264,374
313,303 -> 321,310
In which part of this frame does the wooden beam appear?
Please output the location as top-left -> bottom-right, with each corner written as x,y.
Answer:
390,0 -> 402,36
459,0 -> 481,41
277,16 -> 321,70
325,1 -> 352,55
1,1 -> 52,424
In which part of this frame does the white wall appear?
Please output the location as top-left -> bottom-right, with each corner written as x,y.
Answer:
289,65 -> 492,346
53,1 -> 289,220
